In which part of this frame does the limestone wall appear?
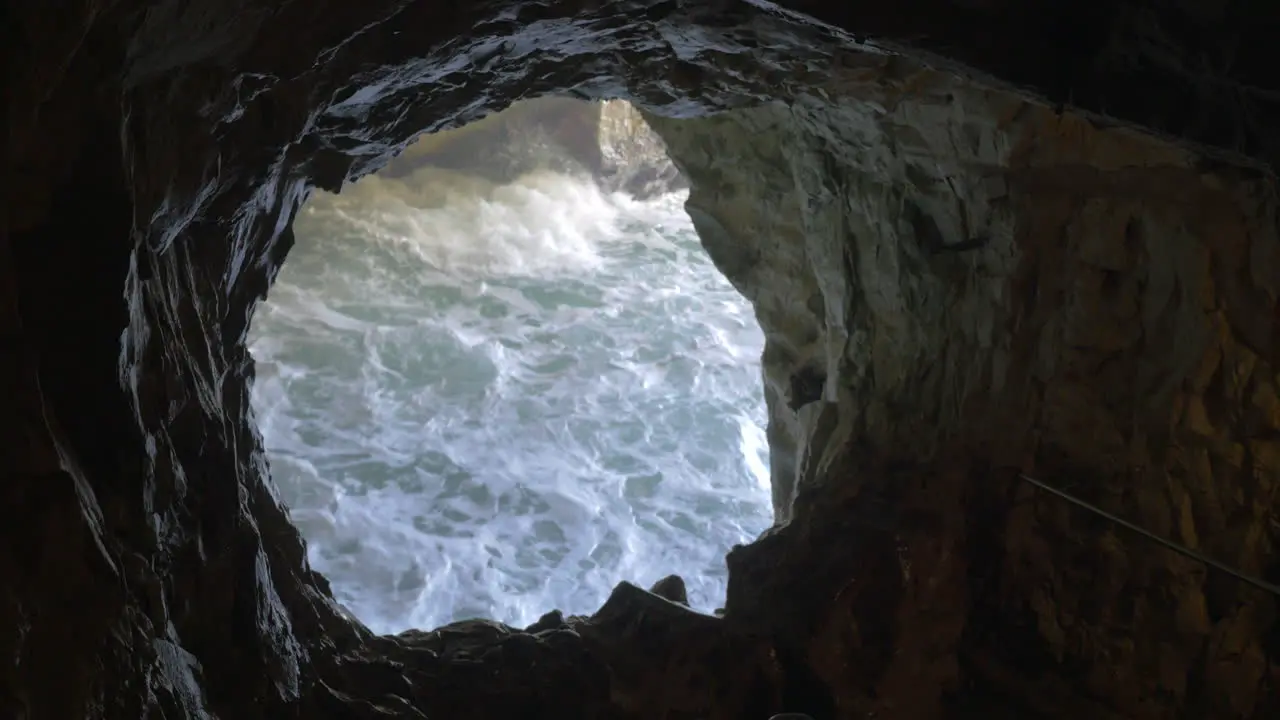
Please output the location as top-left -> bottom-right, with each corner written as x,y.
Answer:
649,54 -> 1279,718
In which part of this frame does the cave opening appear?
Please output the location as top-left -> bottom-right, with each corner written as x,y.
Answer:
10,1 -> 1280,717
247,97 -> 774,632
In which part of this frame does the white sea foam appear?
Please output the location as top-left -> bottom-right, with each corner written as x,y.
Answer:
249,167 -> 771,633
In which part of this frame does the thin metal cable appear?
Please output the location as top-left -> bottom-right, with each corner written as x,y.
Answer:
1017,473 -> 1280,598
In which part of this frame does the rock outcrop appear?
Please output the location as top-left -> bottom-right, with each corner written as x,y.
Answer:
4,1 -> 1279,719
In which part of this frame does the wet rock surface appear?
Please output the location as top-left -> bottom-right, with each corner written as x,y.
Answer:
4,0 -> 1280,719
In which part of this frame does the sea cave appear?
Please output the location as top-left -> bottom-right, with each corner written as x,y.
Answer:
4,1 -> 1280,719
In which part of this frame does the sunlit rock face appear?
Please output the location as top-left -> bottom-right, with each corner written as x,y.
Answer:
597,99 -> 685,198
4,0 -> 1279,719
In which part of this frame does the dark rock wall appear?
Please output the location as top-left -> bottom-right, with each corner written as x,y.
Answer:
376,96 -> 683,198
650,69 -> 1280,717
3,1 -> 1279,719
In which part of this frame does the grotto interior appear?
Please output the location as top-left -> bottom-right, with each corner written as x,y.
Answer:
4,1 -> 1280,719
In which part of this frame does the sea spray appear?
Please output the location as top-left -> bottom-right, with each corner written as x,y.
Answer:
249,167 -> 771,633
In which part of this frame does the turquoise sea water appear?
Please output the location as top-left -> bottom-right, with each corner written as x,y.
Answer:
249,167 -> 771,632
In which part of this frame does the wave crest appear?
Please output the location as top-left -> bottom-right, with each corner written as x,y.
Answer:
303,168 -> 685,278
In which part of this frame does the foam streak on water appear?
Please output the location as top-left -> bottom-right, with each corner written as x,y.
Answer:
249,168 -> 772,633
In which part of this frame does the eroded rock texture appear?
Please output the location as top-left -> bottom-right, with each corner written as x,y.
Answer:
4,0 -> 1280,719
653,86 -> 1280,717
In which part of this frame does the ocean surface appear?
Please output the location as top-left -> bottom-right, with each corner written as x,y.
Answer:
248,165 -> 772,634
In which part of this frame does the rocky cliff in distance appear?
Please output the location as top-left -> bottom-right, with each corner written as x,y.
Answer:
379,96 -> 683,198
4,1 -> 1280,719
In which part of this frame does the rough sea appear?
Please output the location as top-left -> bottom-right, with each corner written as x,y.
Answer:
248,164 -> 772,633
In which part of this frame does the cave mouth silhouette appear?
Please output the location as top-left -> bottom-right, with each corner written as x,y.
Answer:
9,1 -> 1279,717
246,100 -> 774,633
